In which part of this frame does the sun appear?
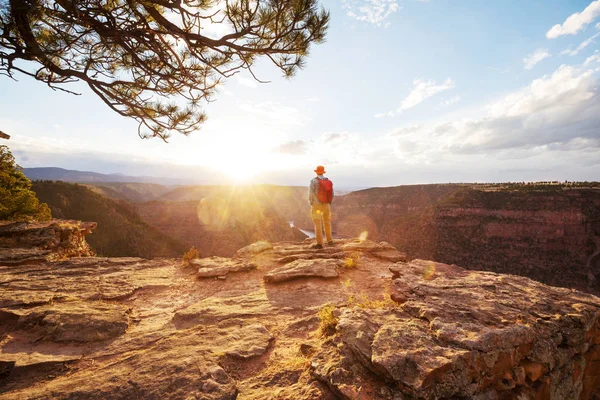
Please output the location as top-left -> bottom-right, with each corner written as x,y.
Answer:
219,155 -> 266,182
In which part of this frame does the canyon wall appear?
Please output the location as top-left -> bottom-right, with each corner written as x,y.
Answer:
332,186 -> 600,293
433,189 -> 600,293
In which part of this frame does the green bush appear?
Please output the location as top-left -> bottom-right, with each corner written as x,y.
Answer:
0,145 -> 51,221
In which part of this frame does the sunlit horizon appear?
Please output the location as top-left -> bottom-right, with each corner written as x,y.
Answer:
2,1 -> 600,186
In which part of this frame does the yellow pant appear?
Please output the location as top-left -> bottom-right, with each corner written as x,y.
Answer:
311,203 -> 333,245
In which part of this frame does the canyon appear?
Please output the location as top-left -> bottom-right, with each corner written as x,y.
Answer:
331,186 -> 600,294
32,181 -> 600,295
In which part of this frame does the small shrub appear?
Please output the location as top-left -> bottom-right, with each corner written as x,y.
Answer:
317,304 -> 338,337
182,246 -> 199,264
342,252 -> 360,269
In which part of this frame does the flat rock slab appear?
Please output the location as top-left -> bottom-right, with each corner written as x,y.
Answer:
275,252 -> 347,264
0,258 -> 176,308
210,320 -> 273,359
235,240 -> 273,258
173,292 -> 273,327
2,328 -> 238,400
341,240 -> 396,253
264,259 -> 343,283
14,302 -> 130,343
0,248 -> 52,265
193,256 -> 257,278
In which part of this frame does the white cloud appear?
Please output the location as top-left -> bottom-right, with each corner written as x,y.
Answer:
237,101 -> 304,129
272,140 -> 307,155
546,0 -> 600,38
399,78 -> 455,110
523,49 -> 551,70
388,63 -> 600,161
584,51 -> 600,65
561,32 -> 600,56
341,0 -> 400,26
439,96 -> 461,107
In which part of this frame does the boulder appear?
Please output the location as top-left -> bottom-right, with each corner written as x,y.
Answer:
0,220 -> 96,264
235,240 -> 273,258
341,240 -> 406,262
264,259 -> 343,283
192,256 -> 257,278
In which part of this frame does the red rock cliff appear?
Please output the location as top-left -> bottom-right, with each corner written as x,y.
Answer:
332,186 -> 600,293
0,219 -> 96,264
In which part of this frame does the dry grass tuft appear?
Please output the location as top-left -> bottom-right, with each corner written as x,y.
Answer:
346,290 -> 397,309
342,252 -> 361,269
317,304 -> 339,337
182,246 -> 200,264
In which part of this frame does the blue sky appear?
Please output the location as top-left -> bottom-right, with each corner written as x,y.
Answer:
1,0 -> 600,187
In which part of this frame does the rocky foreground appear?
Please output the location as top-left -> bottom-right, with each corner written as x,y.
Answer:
1,222 -> 599,399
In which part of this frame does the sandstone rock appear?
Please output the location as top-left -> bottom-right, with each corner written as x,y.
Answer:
0,248 -> 53,265
15,302 -> 130,342
3,238 -> 600,399
235,240 -> 273,257
312,259 -> 600,399
0,257 -> 176,308
192,256 -> 257,278
276,252 -> 346,264
211,319 -> 273,358
341,240 -> 407,263
341,240 -> 393,252
0,220 -> 96,264
1,328 -> 239,400
173,292 -> 273,327
264,259 -> 342,283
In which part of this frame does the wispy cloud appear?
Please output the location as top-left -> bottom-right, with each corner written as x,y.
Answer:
523,49 -> 551,70
399,78 -> 455,110
584,51 -> 600,65
439,96 -> 461,107
389,63 -> 600,160
560,32 -> 600,56
272,140 -> 307,155
341,0 -> 400,26
546,0 -> 600,38
374,78 -> 455,117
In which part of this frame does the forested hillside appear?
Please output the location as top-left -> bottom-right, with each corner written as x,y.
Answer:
84,182 -> 172,203
32,181 -> 187,258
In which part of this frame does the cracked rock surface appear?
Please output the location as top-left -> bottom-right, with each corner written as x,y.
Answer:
1,227 -> 599,399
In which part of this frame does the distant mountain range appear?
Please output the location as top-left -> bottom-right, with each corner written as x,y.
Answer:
23,167 -> 189,185
22,167 -> 363,193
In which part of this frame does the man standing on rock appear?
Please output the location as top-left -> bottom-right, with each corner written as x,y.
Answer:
308,165 -> 334,249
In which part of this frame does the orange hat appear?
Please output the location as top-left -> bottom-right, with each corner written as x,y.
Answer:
314,165 -> 326,174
